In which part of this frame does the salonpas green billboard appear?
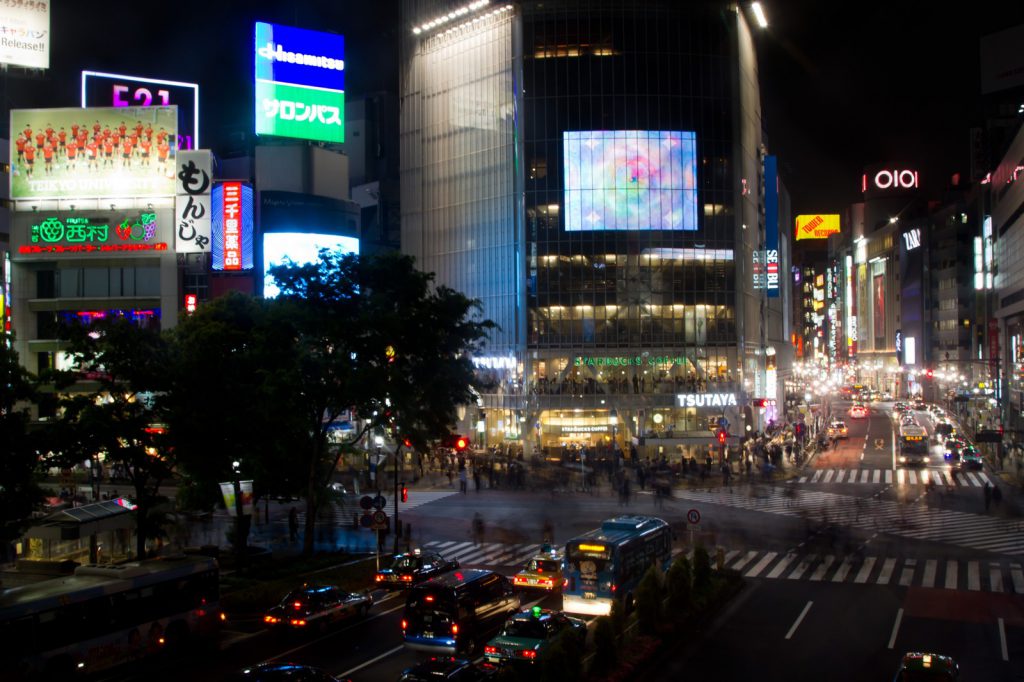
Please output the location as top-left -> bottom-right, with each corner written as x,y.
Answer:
255,81 -> 344,143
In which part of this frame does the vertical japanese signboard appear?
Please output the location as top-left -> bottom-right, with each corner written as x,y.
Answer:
254,21 -> 345,143
221,182 -> 242,270
174,150 -> 211,253
211,182 -> 253,271
764,155 -> 780,297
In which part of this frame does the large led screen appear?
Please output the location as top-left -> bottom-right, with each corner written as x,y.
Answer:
263,232 -> 359,298
563,130 -> 698,231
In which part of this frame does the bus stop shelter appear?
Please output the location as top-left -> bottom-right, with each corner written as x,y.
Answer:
23,499 -> 137,564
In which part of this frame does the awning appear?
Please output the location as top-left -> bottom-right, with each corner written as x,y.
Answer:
24,499 -> 137,541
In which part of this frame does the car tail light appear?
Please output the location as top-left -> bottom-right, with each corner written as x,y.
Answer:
401,619 -> 408,630
514,576 -> 528,584
402,574 -> 413,582
611,584 -> 616,593
375,574 -> 384,582
290,619 -> 307,627
264,615 -> 279,624
537,578 -> 552,587
220,613 -> 227,622
451,623 -> 459,635
293,601 -> 303,610
158,637 -> 165,646
520,649 -> 538,660
485,646 -> 499,655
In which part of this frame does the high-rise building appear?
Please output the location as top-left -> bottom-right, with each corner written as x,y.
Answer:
400,0 -> 789,461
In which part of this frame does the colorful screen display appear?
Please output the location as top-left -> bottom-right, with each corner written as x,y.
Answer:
563,130 -> 698,231
263,232 -> 359,298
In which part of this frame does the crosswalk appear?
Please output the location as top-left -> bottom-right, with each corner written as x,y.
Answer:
797,468 -> 993,487
421,540 -> 546,568
671,486 -> 1024,556
295,490 -> 460,524
715,548 -> 1024,594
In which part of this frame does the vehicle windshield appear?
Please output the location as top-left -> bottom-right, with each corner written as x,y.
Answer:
393,556 -> 421,570
527,559 -> 561,573
501,619 -> 548,639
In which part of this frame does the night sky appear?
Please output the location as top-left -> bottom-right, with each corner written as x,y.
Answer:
5,1 -> 1024,216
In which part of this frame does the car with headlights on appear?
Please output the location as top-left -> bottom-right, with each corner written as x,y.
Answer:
848,404 -> 869,419
483,607 -> 587,668
827,420 -> 849,439
376,549 -> 460,589
263,585 -> 372,633
892,652 -> 958,681
512,546 -> 564,592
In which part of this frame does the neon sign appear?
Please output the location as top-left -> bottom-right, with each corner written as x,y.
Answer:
221,182 -> 242,270
24,214 -> 166,254
676,393 -> 737,408
863,169 -> 918,192
902,228 -> 921,251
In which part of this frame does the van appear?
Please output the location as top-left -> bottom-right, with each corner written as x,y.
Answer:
402,569 -> 519,655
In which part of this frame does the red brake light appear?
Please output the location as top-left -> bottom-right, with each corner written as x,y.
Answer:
291,619 -> 306,626
520,649 -> 538,659
514,576 -> 527,584
376,574 -> 384,582
451,623 -> 459,635
293,601 -> 303,609
485,645 -> 499,655
402,574 -> 413,581
401,619 -> 408,630
611,584 -> 616,593
264,615 -> 276,624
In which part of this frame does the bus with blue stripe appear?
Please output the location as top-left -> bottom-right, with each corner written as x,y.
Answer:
561,515 -> 672,616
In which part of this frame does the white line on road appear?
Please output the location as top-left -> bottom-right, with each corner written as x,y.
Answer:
873,470 -> 881,484
785,601 -> 813,640
991,566 -> 1004,593
945,560 -> 958,590
853,557 -> 877,584
1012,564 -> 1024,593
968,561 -> 981,591
888,608 -> 904,649
767,553 -> 797,579
745,551 -> 778,578
338,645 -> 405,678
885,469 -> 893,484
999,618 -> 1009,661
922,560 -> 937,588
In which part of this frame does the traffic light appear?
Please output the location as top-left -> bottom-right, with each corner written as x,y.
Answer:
455,436 -> 469,452
401,484 -> 409,503
716,429 -> 727,445
926,369 -> 934,379
403,437 -> 412,448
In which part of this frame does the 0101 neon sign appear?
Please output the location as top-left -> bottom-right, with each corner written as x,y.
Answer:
862,169 -> 919,193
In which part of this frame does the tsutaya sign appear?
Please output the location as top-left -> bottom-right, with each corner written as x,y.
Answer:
676,393 -> 738,408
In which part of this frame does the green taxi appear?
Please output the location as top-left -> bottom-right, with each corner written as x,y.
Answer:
483,607 -> 587,667
512,546 -> 564,592
958,445 -> 983,471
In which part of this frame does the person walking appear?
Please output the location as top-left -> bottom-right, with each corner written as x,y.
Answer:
458,466 -> 468,494
983,481 -> 992,512
472,512 -> 485,546
473,466 -> 482,493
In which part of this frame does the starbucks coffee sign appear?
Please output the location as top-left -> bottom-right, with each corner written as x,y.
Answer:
676,393 -> 737,408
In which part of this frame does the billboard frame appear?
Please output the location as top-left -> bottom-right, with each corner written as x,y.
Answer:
81,70 -> 199,148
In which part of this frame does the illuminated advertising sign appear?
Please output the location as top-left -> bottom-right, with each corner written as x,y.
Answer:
764,155 -> 779,297
902,228 -> 921,251
263,232 -> 359,297
10,106 -> 177,201
675,393 -> 738,408
0,3 -> 49,69
19,213 -> 168,254
863,168 -> 918,192
575,355 -> 686,367
795,214 -> 841,241
254,22 -> 345,143
211,183 -> 254,271
81,71 -> 199,150
563,130 -> 698,231
174,150 -> 212,253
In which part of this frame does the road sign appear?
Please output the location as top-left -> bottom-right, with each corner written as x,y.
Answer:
717,417 -> 729,428
371,510 -> 389,531
373,494 -> 387,510
687,508 -> 701,525
360,513 -> 374,529
359,495 -> 375,510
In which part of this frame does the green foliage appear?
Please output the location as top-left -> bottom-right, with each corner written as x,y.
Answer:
590,615 -> 619,673
609,595 -> 627,635
0,339 -> 44,556
539,628 -> 583,682
635,563 -> 664,635
693,544 -> 712,597
666,554 -> 694,616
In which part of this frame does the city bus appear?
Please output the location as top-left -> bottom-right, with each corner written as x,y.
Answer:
898,424 -> 930,465
0,554 -> 221,679
562,515 -> 672,617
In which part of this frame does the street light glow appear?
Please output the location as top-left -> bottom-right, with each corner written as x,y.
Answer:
751,2 -> 768,28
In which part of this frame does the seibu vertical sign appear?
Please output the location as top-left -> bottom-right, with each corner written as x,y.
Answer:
764,155 -> 780,298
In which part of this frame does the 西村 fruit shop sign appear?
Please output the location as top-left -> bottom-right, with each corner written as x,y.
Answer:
22,213 -> 168,254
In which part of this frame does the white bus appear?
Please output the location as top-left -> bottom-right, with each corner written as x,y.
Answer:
898,424 -> 930,465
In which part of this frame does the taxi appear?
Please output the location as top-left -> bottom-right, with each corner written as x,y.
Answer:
958,445 -> 983,470
263,584 -> 372,633
375,549 -> 460,590
848,403 -> 869,419
483,607 -> 586,667
892,652 -> 958,681
512,546 -> 564,592
827,420 -> 849,439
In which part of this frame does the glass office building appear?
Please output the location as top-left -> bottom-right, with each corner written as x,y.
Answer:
401,0 -> 788,461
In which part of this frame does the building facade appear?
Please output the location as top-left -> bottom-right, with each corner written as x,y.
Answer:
400,0 -> 789,461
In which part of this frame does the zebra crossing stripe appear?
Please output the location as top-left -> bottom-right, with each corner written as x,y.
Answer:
766,554 -> 797,579
431,540 -> 458,550
1011,564 -> 1024,593
897,469 -> 906,486
966,472 -> 981,487
787,558 -> 814,580
811,470 -> 824,483
908,471 -> 919,485
799,475 -> 808,483
745,552 -> 778,578
873,470 -> 881,484
723,549 -> 740,566
877,558 -> 897,584
853,557 -> 877,584
922,560 -> 937,588
942,471 -> 954,486
861,470 -> 871,483
899,559 -> 916,586
885,470 -> 893,484
835,470 -> 846,484
824,470 -> 835,483
809,556 -> 835,581
977,471 -> 993,485
990,566 -> 1004,593
968,562 -> 981,591
831,557 -> 855,582
945,560 -> 958,589
731,550 -> 759,571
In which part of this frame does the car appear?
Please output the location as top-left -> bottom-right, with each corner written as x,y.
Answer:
913,400 -> 927,410
901,415 -> 918,428
827,420 -> 849,439
958,445 -> 983,470
263,585 -> 372,633
230,663 -> 349,681
398,657 -> 498,682
483,607 -> 587,667
892,652 -> 959,681
880,392 -> 894,401
849,404 -> 869,419
376,549 -> 460,589
512,546 -> 564,592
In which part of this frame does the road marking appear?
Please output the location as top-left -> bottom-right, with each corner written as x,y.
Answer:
897,469 -> 906,486
274,602 -> 406,663
731,550 -> 759,571
831,557 -> 855,582
809,555 -> 835,581
877,558 -> 897,584
968,561 -> 981,591
799,475 -> 808,483
990,566 -> 1004,593
999,618 -> 1009,661
767,553 -> 797,579
873,470 -> 881,484
785,601 -> 813,640
337,645 -> 405,678
745,551 -> 778,578
811,470 -> 824,483
966,472 -> 981,486
885,470 -> 893,484
835,470 -> 846,483
908,470 -> 919,485
945,560 -> 958,589
887,608 -> 903,649
1012,564 -> 1024,594
922,560 -> 937,588
723,549 -> 740,565
942,471 -> 954,486
787,558 -> 813,580
853,557 -> 877,583
977,471 -> 993,485
899,559 -> 916,586
824,470 -> 835,483
860,451 -> 865,461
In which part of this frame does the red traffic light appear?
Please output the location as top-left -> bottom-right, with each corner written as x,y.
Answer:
716,430 -> 727,445
403,437 -> 412,448
401,486 -> 409,503
455,436 -> 469,451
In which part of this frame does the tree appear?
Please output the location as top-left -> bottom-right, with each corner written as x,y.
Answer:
589,615 -> 619,673
539,628 -> 583,682
693,543 -> 712,598
635,563 -> 664,635
666,554 -> 694,616
268,251 -> 496,555
0,339 -> 44,560
47,316 -> 172,559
